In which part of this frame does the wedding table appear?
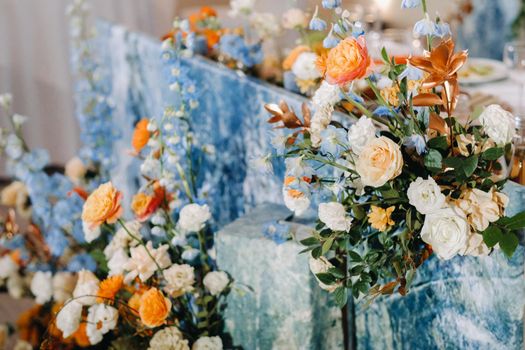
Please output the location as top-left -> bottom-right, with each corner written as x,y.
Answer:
74,19 -> 525,350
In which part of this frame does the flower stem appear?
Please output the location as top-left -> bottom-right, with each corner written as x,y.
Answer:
117,218 -> 163,273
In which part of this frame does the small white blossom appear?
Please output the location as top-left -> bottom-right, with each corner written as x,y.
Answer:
192,336 -> 223,350
478,104 -> 516,146
86,304 -> 119,345
347,117 -> 376,155
163,264 -> 195,297
407,177 -> 446,215
31,271 -> 53,305
178,204 -> 212,232
203,271 -> 229,296
318,202 -> 353,232
292,52 -> 321,81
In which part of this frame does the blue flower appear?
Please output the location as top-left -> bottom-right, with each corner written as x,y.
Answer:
352,22 -> 365,38
435,22 -> 451,38
323,29 -> 340,48
181,248 -> 200,261
373,106 -> 394,117
71,220 -> 86,243
399,64 -> 424,81
322,0 -> 341,9
67,253 -> 97,272
46,229 -> 69,257
413,17 -> 437,37
309,17 -> 327,31
218,34 -> 264,68
401,0 -> 421,8
333,21 -> 349,35
262,221 -> 291,244
320,125 -> 348,157
404,134 -> 427,155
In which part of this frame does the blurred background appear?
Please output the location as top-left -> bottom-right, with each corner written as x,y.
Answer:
0,0 -> 523,170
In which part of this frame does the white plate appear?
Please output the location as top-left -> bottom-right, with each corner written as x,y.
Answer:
458,58 -> 508,85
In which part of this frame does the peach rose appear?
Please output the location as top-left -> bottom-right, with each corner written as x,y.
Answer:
356,136 -> 403,188
317,36 -> 371,86
81,182 -> 123,228
138,288 -> 172,328
132,119 -> 150,154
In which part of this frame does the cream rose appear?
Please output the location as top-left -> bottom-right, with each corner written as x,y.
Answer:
308,255 -> 340,292
478,104 -> 516,146
193,336 -> 223,350
65,156 -> 87,184
318,202 -> 353,232
203,271 -> 229,296
455,188 -> 508,232
163,264 -> 195,297
420,207 -> 469,260
356,136 -> 403,187
407,177 -> 446,215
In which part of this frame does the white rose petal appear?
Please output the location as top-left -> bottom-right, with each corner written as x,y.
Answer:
420,207 -> 469,260
203,271 -> 229,296
407,177 -> 446,215
347,117 -> 377,155
73,269 -> 100,305
83,221 -> 101,243
318,202 -> 353,232
30,271 -> 53,305
56,299 -> 83,338
86,304 -> 119,345
124,242 -> 171,284
178,204 -> 211,232
478,104 -> 516,146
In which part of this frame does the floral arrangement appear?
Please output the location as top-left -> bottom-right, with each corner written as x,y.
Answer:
47,2 -> 234,348
266,0 -> 525,305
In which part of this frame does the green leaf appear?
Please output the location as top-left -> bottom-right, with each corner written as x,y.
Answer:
311,246 -> 322,259
427,136 -> 448,151
352,205 -> 365,220
328,267 -> 345,279
316,273 -> 336,285
481,147 -> 504,161
300,237 -> 320,246
322,237 -> 334,254
333,287 -> 348,308
348,250 -> 362,262
462,155 -> 479,177
381,47 -> 389,64
424,149 -> 443,170
442,156 -> 463,169
504,212 -> 525,230
482,226 -> 503,248
381,188 -> 399,199
499,233 -> 519,257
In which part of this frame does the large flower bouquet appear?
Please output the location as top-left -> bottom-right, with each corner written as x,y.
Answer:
266,0 -> 525,306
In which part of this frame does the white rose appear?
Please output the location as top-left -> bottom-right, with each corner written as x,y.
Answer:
103,220 -> 142,259
318,202 -> 353,232
456,188 -> 507,232
356,136 -> 403,188
291,52 -> 321,81
420,207 -> 469,260
347,117 -> 377,155
86,304 -> 119,345
203,271 -> 229,296
56,299 -> 83,338
478,104 -> 516,145
7,273 -> 24,299
308,256 -> 339,292
73,269 -> 100,305
163,264 -> 195,297
148,327 -> 189,350
107,248 -> 129,276
124,242 -> 171,284
462,231 -> 490,257
0,255 -> 17,279
178,204 -> 212,232
52,272 -> 77,303
407,177 -> 446,215
192,336 -> 223,350
65,156 -> 87,184
30,271 -> 53,304
281,8 -> 308,29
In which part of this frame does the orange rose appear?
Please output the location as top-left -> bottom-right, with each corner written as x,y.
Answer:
138,288 -> 172,328
317,36 -> 371,86
283,45 -> 311,71
97,275 -> 124,303
132,119 -> 150,154
131,185 -> 165,222
81,182 -> 123,228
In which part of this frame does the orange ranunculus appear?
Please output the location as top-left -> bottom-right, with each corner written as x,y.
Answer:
131,184 -> 165,222
138,288 -> 172,328
81,182 -> 123,228
97,275 -> 124,303
317,36 -> 371,86
132,119 -> 150,154
282,45 -> 311,71
72,322 -> 91,347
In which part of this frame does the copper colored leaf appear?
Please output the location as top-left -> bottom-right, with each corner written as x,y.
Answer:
412,93 -> 444,106
264,103 -> 283,115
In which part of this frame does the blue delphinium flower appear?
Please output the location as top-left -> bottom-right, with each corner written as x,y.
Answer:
322,0 -> 341,9
401,0 -> 422,8
435,22 -> 451,38
182,248 -> 200,261
309,6 -> 327,31
399,63 -> 424,81
404,134 -> 427,155
373,106 -> 394,117
67,253 -> 97,272
413,17 -> 437,37
46,229 -> 69,257
320,125 -> 348,157
71,220 -> 86,243
334,20 -> 349,35
323,27 -> 340,48
352,22 -> 365,38
218,34 -> 264,68
262,220 -> 291,245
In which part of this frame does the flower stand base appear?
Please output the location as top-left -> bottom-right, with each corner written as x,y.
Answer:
217,203 -> 345,350
356,182 -> 525,350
